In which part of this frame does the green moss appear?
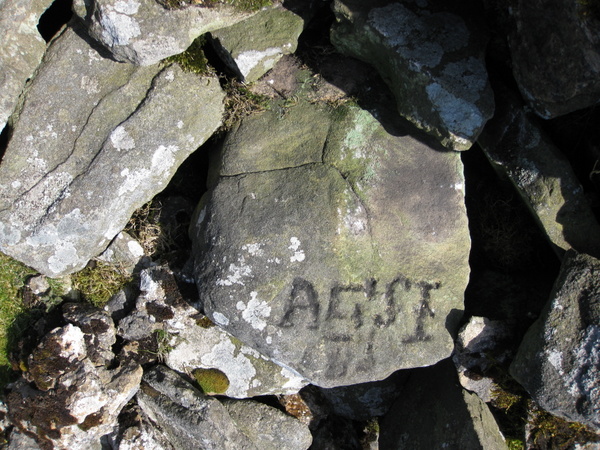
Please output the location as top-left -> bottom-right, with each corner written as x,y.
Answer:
71,261 -> 132,307
0,253 -> 36,387
195,315 -> 216,328
164,36 -> 212,75
192,367 -> 230,394
222,80 -> 270,130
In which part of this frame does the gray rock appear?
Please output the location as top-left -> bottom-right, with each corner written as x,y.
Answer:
0,0 -> 54,130
0,24 -> 224,277
453,316 -> 513,403
209,5 -> 305,82
73,0 -> 255,65
508,0 -> 600,118
478,85 -> 600,259
118,266 -> 308,397
379,359 -> 507,449
330,0 -> 494,150
98,231 -> 150,275
136,365 -> 257,450
193,97 -> 470,387
317,370 -> 409,420
222,399 -> 313,450
6,320 -> 143,449
510,250 -> 600,431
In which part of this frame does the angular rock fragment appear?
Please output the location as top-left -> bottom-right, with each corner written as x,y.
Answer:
209,5 -> 305,83
331,0 -> 494,150
511,250 -> 600,432
193,97 -> 471,387
507,0 -> 600,118
73,0 -> 255,65
0,0 -> 54,130
379,359 -> 506,449
118,266 -> 308,397
478,85 -> 600,259
0,24 -> 224,277
7,316 -> 143,449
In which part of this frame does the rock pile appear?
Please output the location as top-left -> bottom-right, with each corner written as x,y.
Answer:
1,0 -> 600,448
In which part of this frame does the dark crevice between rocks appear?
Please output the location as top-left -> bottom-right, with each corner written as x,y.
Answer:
0,124 -> 11,164
37,0 -> 73,43
461,144 -> 560,328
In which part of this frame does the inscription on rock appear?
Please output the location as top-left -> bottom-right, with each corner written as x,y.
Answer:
278,273 -> 440,346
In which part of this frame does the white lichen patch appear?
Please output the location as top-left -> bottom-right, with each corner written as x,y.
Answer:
110,126 -> 136,151
242,242 -> 263,257
212,312 -> 230,327
100,0 -> 142,46
127,239 -> 144,258
236,47 -> 284,78
57,324 -> 87,360
237,291 -> 271,331
426,82 -> 483,139
216,255 -> 253,286
289,237 -> 305,262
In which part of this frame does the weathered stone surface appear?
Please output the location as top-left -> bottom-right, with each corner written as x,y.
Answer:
0,24 -> 224,277
478,85 -> 600,259
510,250 -> 600,431
98,231 -> 150,275
0,0 -> 53,130
379,359 -> 506,449
317,370 -> 408,420
193,98 -> 470,387
118,266 -> 308,397
331,0 -> 494,150
507,0 -> 600,118
222,399 -> 313,449
73,0 -> 255,65
453,316 -> 513,402
209,5 -> 305,83
7,316 -> 143,449
136,365 -> 256,450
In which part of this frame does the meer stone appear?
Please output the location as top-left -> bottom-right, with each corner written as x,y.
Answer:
0,0 -> 54,131
330,0 -> 494,150
209,5 -> 305,83
508,0 -> 600,118
478,84 -> 600,259
73,0 -> 255,65
0,24 -> 224,277
510,250 -> 600,431
192,99 -> 471,387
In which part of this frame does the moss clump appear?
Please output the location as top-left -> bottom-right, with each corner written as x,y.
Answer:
0,253 -> 36,386
222,80 -> 270,130
528,405 -> 600,449
164,36 -> 212,75
71,261 -> 132,307
195,315 -> 216,328
192,367 -> 230,394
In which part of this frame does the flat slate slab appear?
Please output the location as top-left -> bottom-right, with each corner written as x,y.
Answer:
192,99 -> 471,387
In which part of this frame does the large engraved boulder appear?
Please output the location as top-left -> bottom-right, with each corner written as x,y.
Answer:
0,24 -> 224,277
192,99 -> 471,387
331,0 -> 494,150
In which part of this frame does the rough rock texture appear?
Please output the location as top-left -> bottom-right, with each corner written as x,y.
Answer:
317,370 -> 409,420
97,231 -> 150,275
136,365 -> 254,450
507,0 -> 600,118
453,316 -> 513,402
209,5 -> 305,83
73,0 -> 255,65
478,85 -> 600,259
510,250 -> 600,431
0,24 -> 225,277
222,399 -> 313,449
331,0 -> 494,150
6,314 -> 143,449
0,0 -> 53,130
379,359 -> 507,449
118,266 -> 308,397
137,366 -> 311,450
193,97 -> 471,387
